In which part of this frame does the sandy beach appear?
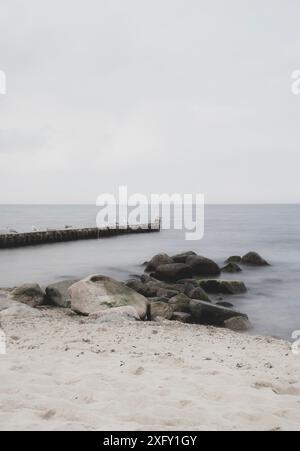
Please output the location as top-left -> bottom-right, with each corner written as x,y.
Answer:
1,307 -> 300,431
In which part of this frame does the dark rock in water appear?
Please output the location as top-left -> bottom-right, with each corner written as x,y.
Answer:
168,294 -> 191,313
171,311 -> 192,323
198,279 -> 247,295
145,253 -> 173,272
189,299 -> 248,326
172,251 -> 197,263
221,263 -> 242,273
126,279 -> 157,298
224,316 -> 251,332
149,301 -> 174,320
140,274 -> 155,283
186,255 -> 220,277
216,301 -> 234,308
184,283 -> 211,302
154,263 -> 193,282
225,256 -> 242,263
45,279 -> 79,307
241,252 -> 270,266
12,283 -> 45,307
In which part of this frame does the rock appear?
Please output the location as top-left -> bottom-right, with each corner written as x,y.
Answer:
185,285 -> 211,303
149,301 -> 174,320
154,263 -> 193,282
216,301 -> 234,308
241,252 -> 270,266
172,251 -> 197,263
89,306 -> 140,323
186,255 -> 220,277
126,279 -> 157,298
145,253 -> 173,272
224,316 -> 251,332
171,312 -> 192,323
168,294 -> 191,313
69,275 -> 148,318
140,274 -> 155,283
225,256 -> 242,263
144,282 -> 180,299
189,300 -> 248,326
0,303 -> 42,318
45,279 -> 79,308
11,283 -> 45,307
198,279 -> 247,295
221,263 -> 242,273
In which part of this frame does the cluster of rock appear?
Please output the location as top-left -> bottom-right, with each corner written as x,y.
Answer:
1,250 -> 269,333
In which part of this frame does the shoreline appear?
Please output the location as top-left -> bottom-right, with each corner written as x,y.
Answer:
1,307 -> 299,431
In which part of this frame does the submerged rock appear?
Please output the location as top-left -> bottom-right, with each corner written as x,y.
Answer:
69,275 -> 148,318
154,263 -> 193,282
221,263 -> 242,273
186,255 -> 220,277
11,283 -> 45,307
241,252 -> 270,266
145,253 -> 173,272
189,299 -> 248,326
224,316 -> 251,332
198,279 -> 247,295
45,279 -> 79,308
225,256 -> 242,263
172,251 -> 197,263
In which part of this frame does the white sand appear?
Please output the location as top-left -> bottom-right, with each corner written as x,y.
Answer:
0,307 -> 300,431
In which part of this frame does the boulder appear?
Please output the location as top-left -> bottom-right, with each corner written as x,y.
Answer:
144,282 -> 180,299
224,316 -> 251,332
69,275 -> 148,318
145,253 -> 173,272
126,279 -> 157,298
198,279 -> 247,295
168,294 -> 191,313
171,312 -> 192,323
186,255 -> 220,277
11,283 -> 45,307
45,279 -> 79,308
225,256 -> 242,263
189,300 -> 248,326
221,263 -> 242,273
0,303 -> 42,318
241,252 -> 270,266
89,306 -> 140,323
154,263 -> 193,282
149,301 -> 174,320
184,284 -> 211,302
172,251 -> 197,263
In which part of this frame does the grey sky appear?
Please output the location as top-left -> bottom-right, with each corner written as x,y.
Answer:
0,0 -> 300,203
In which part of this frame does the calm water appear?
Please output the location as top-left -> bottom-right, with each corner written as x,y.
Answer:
0,204 -> 299,340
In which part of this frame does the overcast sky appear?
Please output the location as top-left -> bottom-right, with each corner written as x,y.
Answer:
0,0 -> 300,204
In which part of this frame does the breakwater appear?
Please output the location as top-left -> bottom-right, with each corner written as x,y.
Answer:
0,221 -> 161,249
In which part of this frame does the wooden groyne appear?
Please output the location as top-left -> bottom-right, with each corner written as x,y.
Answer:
0,221 -> 161,249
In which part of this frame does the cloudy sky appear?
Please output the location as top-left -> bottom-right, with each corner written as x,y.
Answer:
0,0 -> 300,204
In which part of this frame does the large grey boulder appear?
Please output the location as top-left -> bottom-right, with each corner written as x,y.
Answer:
89,306 -> 140,323
154,263 -> 193,282
149,301 -> 174,320
186,255 -> 220,277
69,275 -> 148,318
168,293 -> 191,313
172,251 -> 196,263
11,283 -> 45,307
198,279 -> 247,295
189,300 -> 248,326
45,279 -> 79,308
145,253 -> 173,272
241,252 -> 270,266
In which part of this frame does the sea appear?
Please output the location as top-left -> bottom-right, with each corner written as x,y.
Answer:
0,204 -> 299,340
